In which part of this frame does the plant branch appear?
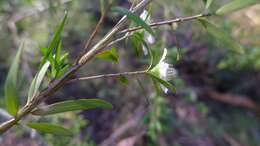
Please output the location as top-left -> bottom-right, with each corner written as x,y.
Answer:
83,5 -> 111,52
120,13 -> 211,34
67,70 -> 147,83
77,0 -> 152,65
107,33 -> 130,48
0,0 -> 152,134
106,13 -> 211,48
75,4 -> 110,64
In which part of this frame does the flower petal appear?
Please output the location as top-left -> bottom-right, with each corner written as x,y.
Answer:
140,10 -> 150,22
145,32 -> 155,44
142,45 -> 149,56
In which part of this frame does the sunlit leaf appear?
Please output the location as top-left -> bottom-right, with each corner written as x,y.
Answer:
199,18 -> 244,54
112,6 -> 154,35
53,40 -> 69,78
4,42 -> 23,115
205,0 -> 214,9
27,61 -> 50,103
41,11 -> 68,66
32,99 -> 113,115
149,48 -> 162,70
216,0 -> 260,15
55,40 -> 62,63
96,48 -> 118,63
27,122 -> 72,136
39,46 -> 47,55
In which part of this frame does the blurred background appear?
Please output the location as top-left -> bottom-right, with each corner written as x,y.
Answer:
0,0 -> 259,146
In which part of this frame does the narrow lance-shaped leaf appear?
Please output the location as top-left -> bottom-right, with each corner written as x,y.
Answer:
27,122 -> 72,136
136,78 -> 149,101
142,41 -> 154,70
149,47 -> 162,70
112,6 -> 154,35
216,0 -> 260,15
131,32 -> 144,57
55,39 -> 62,64
27,61 -> 50,103
205,0 -> 214,9
32,99 -> 113,115
41,11 -> 68,66
4,42 -> 23,116
199,18 -> 244,54
96,47 -> 118,63
147,73 -> 176,93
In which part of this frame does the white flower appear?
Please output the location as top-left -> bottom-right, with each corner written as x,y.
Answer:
142,44 -> 149,56
140,10 -> 150,22
140,10 -> 155,55
150,48 -> 177,93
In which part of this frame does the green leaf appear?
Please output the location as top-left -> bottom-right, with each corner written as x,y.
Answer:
205,0 -> 214,9
41,11 -> 68,66
142,41 -> 153,70
4,42 -> 23,115
136,78 -> 149,101
116,75 -> 129,85
39,46 -> 47,55
147,73 -> 176,93
32,99 -> 113,115
96,48 -> 118,63
149,48 -> 162,70
216,0 -> 260,15
199,18 -> 244,54
112,6 -> 154,35
55,40 -> 62,63
131,32 -> 144,57
27,61 -> 50,103
27,122 -> 72,136
53,40 -> 69,78
60,53 -> 69,65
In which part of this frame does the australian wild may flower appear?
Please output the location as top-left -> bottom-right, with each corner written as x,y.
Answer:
149,48 -> 177,93
139,11 -> 177,93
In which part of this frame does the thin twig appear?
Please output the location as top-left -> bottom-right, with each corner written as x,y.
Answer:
107,33 -> 129,48
83,6 -> 111,52
67,70 -> 147,83
120,13 -> 211,34
105,13 -> 211,48
75,7 -> 108,64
